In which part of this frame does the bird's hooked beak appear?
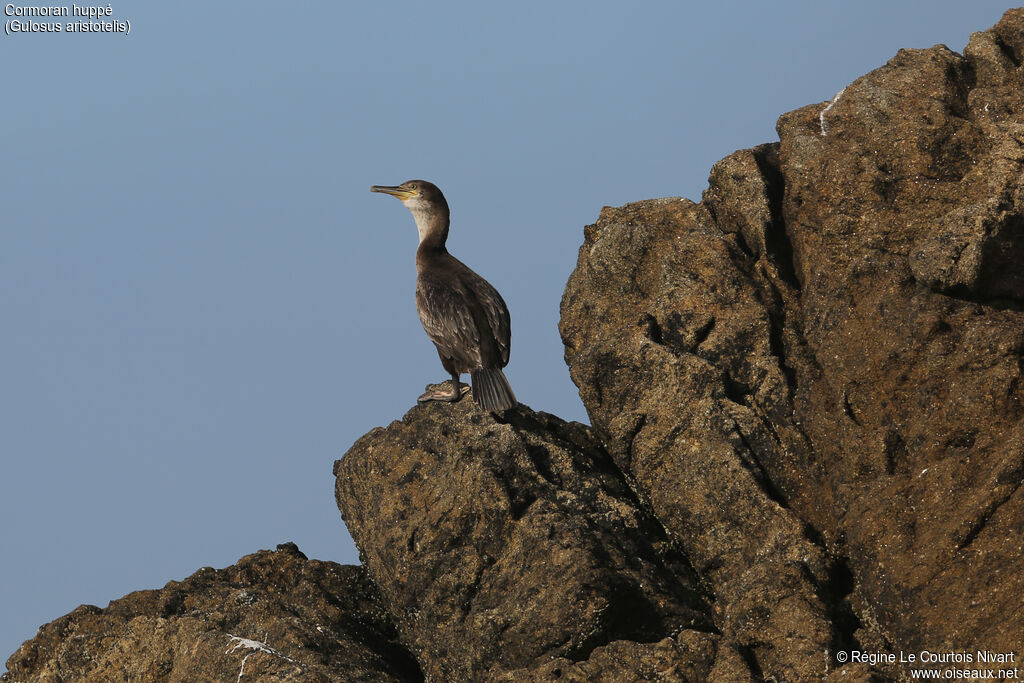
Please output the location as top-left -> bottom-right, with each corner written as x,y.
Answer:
370,184 -> 418,201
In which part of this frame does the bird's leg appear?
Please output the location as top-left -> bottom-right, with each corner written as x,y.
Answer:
418,372 -> 470,403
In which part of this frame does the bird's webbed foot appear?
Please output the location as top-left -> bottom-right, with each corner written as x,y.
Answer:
417,381 -> 470,404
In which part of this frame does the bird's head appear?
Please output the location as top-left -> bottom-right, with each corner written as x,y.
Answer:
371,180 -> 450,243
370,180 -> 446,210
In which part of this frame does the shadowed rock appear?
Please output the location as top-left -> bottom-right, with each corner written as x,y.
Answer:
560,8 -> 1024,680
770,11 -> 1024,666
335,397 -> 715,681
2,544 -> 422,683
560,195 -> 836,682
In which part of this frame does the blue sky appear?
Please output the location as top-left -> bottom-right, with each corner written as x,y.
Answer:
1,1 -> 1014,669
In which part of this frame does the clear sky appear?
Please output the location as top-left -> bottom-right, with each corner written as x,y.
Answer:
0,1 -> 1014,669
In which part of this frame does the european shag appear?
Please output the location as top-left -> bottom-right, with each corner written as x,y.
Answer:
370,180 -> 517,412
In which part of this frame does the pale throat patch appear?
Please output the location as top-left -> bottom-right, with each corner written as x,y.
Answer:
406,200 -> 433,244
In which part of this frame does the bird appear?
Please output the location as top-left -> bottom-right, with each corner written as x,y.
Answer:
370,180 -> 517,412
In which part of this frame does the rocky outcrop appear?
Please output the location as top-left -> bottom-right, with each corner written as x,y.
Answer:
560,193 -> 840,682
559,8 -> 1024,679
769,19 -> 1024,665
3,544 -> 422,682
7,9 -> 1024,683
335,399 -> 715,681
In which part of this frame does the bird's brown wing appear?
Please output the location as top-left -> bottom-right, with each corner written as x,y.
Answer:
416,274 -> 482,371
464,270 -> 511,366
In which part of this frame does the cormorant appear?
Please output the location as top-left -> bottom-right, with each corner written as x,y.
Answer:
370,180 -> 517,412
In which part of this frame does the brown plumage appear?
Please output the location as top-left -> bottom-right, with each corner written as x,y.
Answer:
370,180 -> 516,412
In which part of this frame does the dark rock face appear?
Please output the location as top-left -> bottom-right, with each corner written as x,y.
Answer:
559,7 -> 1024,681
3,544 -> 422,683
335,399 -> 714,681
559,194 -> 837,681
8,9 -> 1024,683
767,15 -> 1024,664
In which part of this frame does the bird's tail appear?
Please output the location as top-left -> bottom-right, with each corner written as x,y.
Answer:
470,367 -> 517,412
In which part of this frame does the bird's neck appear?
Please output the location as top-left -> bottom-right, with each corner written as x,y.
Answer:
410,204 -> 450,252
